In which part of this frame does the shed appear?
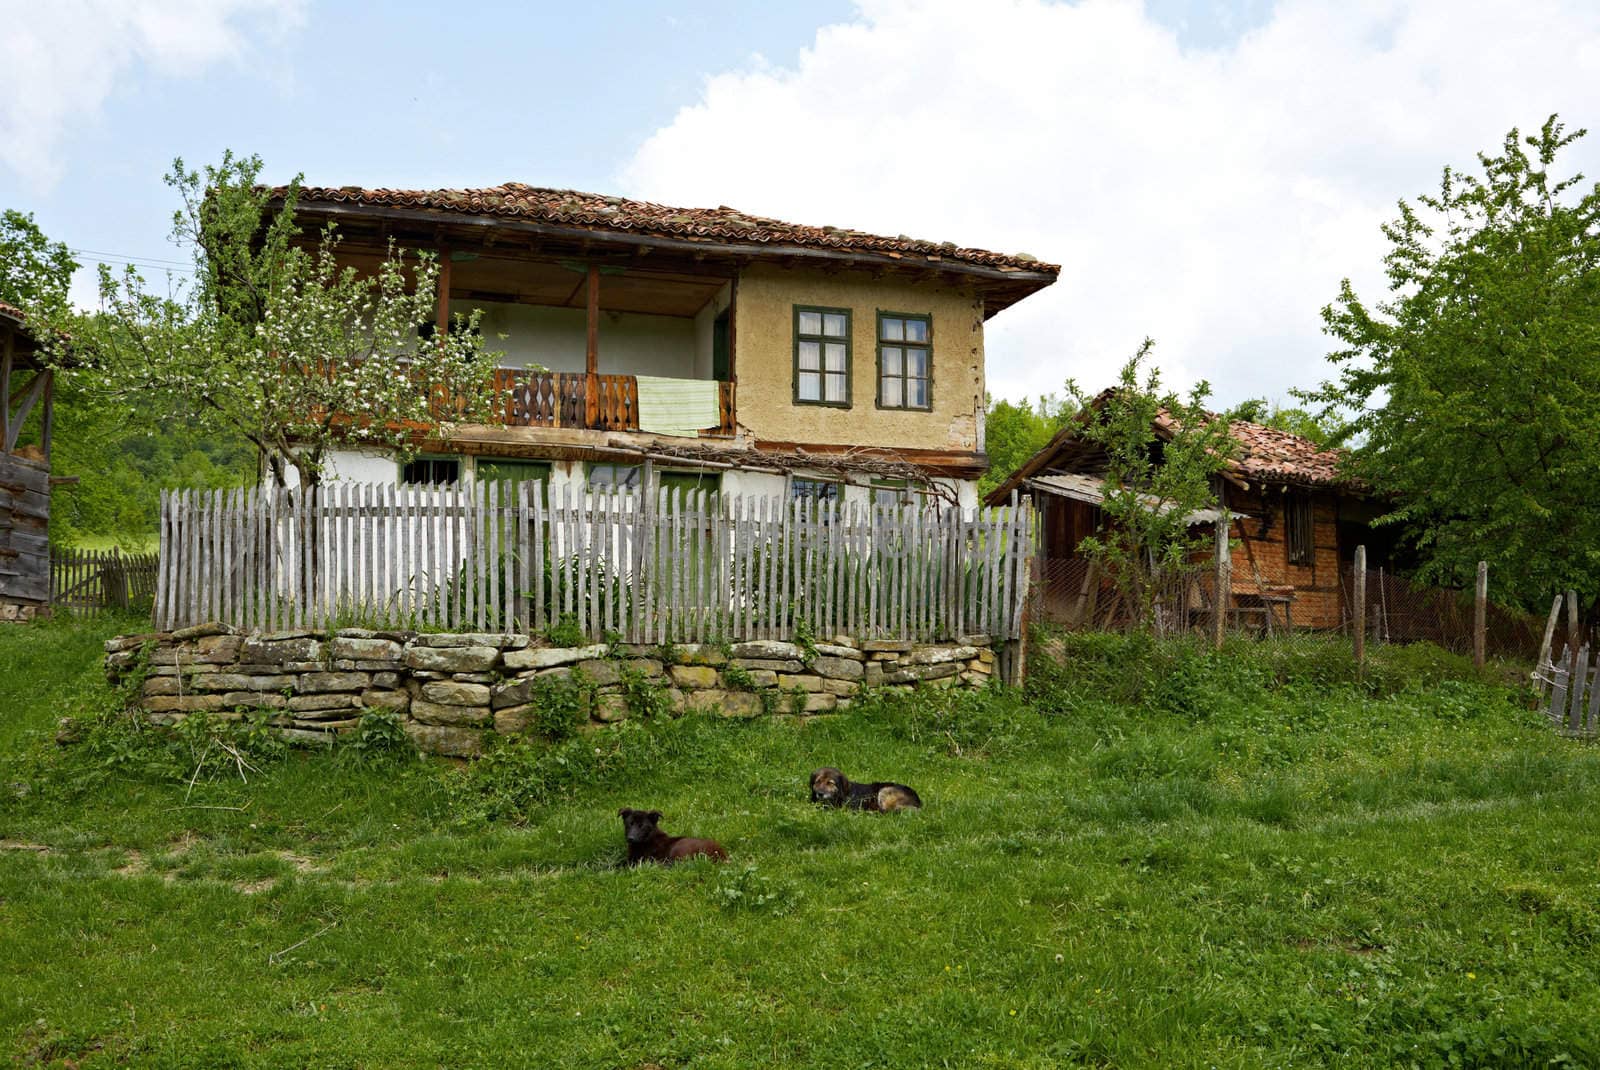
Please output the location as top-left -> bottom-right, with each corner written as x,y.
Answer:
0,302 -> 55,620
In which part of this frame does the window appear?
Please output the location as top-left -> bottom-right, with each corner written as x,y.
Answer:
401,456 -> 460,485
1286,493 -> 1314,565
658,469 -> 721,504
791,478 -> 841,502
877,313 -> 931,410
476,459 -> 550,504
587,463 -> 642,490
794,306 -> 850,406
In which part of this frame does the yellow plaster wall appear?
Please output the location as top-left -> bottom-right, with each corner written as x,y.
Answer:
732,264 -> 985,451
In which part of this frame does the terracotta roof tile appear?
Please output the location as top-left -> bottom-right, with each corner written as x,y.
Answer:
1225,419 -> 1348,488
278,183 -> 1059,276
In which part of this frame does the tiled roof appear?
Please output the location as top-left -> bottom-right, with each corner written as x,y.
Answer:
279,183 -> 1059,276
0,300 -> 25,324
1225,419 -> 1348,488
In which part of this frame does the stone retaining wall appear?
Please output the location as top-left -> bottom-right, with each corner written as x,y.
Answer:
104,625 -> 1000,757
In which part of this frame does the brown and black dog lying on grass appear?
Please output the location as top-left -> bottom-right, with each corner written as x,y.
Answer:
810,767 -> 923,812
619,808 -> 728,866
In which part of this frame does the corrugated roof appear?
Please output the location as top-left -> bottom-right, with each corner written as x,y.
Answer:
277,183 -> 1059,277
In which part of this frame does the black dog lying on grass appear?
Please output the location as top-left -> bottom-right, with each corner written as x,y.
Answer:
619,808 -> 728,866
809,767 -> 923,812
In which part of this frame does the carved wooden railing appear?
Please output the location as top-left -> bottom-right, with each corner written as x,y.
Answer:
490,370 -> 735,436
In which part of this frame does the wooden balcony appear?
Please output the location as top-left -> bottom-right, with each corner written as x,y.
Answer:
489,370 -> 735,436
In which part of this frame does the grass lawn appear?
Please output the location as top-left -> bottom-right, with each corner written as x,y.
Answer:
1,619 -> 1598,1068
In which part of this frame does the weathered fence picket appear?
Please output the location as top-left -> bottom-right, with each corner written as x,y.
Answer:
153,481 -> 1034,643
49,546 -> 160,617
1543,645 -> 1600,738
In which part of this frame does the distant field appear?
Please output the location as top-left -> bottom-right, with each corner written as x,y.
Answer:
1,622 -> 1597,1068
59,535 -> 158,553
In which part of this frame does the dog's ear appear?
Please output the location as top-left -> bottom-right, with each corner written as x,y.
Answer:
647,810 -> 662,822
618,808 -> 630,818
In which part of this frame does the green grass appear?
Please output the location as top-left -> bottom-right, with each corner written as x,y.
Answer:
2,622 -> 1598,1067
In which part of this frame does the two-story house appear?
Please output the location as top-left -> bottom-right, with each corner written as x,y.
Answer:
274,184 -> 1058,508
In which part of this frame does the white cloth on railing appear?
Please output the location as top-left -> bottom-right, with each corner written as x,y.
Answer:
634,376 -> 720,438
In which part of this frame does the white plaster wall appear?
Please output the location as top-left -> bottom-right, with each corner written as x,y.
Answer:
453,299 -> 701,378
691,282 -> 732,381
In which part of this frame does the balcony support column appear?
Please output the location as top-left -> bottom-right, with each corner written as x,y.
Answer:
585,264 -> 599,426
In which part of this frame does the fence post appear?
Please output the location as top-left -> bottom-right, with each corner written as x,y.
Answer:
1473,560 -> 1487,670
1352,545 -> 1366,671
1212,510 -> 1230,650
1537,591 -> 1563,677
1567,588 -> 1580,660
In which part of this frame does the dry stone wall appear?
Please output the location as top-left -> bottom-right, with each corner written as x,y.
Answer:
105,625 -> 1000,757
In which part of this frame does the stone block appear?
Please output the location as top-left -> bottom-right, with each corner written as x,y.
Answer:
410,699 -> 491,727
413,632 -> 527,650
906,645 -> 978,666
821,678 -> 860,696
669,664 -> 719,690
288,694 -> 361,713
731,640 -> 805,661
802,693 -> 838,714
404,723 -> 484,758
360,689 -> 411,712
813,643 -> 864,661
142,677 -> 180,696
491,678 -> 533,710
576,659 -> 621,687
221,692 -> 288,709
736,669 -> 778,689
811,656 -> 863,681
450,672 -> 497,684
192,673 -> 293,693
147,663 -> 219,677
493,703 -> 534,735
732,658 -> 805,673
824,635 -> 859,649
967,658 -> 993,675
626,658 -> 665,678
960,635 -> 994,648
290,717 -> 361,734
193,634 -> 243,663
372,671 -> 401,690
172,622 -> 231,641
716,692 -> 763,718
777,674 -> 825,692
240,636 -> 324,664
593,693 -> 629,723
862,639 -> 914,653
404,645 -> 498,673
683,689 -> 729,714
977,648 -> 996,665
297,671 -> 370,694
864,662 -> 884,685
502,643 -> 608,670
327,636 -> 404,662
421,680 -> 492,707
105,633 -> 165,654
144,694 -> 226,713
882,662 -> 960,685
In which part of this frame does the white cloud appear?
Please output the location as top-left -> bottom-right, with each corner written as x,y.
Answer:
623,0 -> 1600,407
0,0 -> 303,189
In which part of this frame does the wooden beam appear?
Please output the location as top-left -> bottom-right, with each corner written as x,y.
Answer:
436,249 -> 452,336
0,329 -> 11,452
41,369 -> 53,463
4,369 -> 46,453
586,264 -> 600,427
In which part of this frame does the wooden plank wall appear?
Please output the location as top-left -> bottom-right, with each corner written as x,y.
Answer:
155,482 -> 1034,642
0,452 -> 49,608
1227,487 -> 1344,629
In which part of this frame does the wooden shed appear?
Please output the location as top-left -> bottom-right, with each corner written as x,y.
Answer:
986,400 -> 1382,631
0,302 -> 54,621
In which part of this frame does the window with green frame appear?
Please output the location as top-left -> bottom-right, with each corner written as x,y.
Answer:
476,458 -> 551,504
658,469 -> 721,504
877,312 -> 931,410
794,306 -> 851,406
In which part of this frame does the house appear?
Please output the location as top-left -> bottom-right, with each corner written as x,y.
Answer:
271,184 -> 1058,509
0,301 -> 55,621
985,400 -> 1388,630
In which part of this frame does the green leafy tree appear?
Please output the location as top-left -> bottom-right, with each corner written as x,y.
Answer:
980,391 -> 1075,496
1224,398 -> 1341,448
0,209 -> 78,316
1069,340 -> 1235,632
70,152 -> 504,488
1300,117 -> 1600,608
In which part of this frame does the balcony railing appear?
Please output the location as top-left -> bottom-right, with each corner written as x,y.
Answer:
489,370 -> 735,436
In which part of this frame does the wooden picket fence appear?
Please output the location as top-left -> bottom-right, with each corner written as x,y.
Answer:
1540,645 -> 1600,739
154,483 -> 1034,642
50,548 -> 160,616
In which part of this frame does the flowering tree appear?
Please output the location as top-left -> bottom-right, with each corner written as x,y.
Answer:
77,152 -> 501,487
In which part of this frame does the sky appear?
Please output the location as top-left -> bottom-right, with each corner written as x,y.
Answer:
3,0 -> 1598,410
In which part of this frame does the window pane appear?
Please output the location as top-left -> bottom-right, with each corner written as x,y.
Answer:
908,378 -> 928,408
797,371 -> 821,401
822,313 -> 847,337
882,346 -> 902,374
882,377 -> 903,407
881,317 -> 904,342
590,463 -> 640,488
798,310 -> 822,335
824,342 -> 846,372
824,372 -> 847,402
906,347 -> 927,377
798,340 -> 820,370
904,318 -> 928,343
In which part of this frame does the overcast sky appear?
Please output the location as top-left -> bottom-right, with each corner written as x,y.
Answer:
3,0 -> 1598,409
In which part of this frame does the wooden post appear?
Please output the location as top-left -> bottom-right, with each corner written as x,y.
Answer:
1352,545 -> 1366,670
1212,511 -> 1230,650
0,329 -> 11,451
585,264 -> 599,428
1567,588 -> 1581,659
435,250 -> 451,337
1473,560 -> 1487,670
1537,591 -> 1563,674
